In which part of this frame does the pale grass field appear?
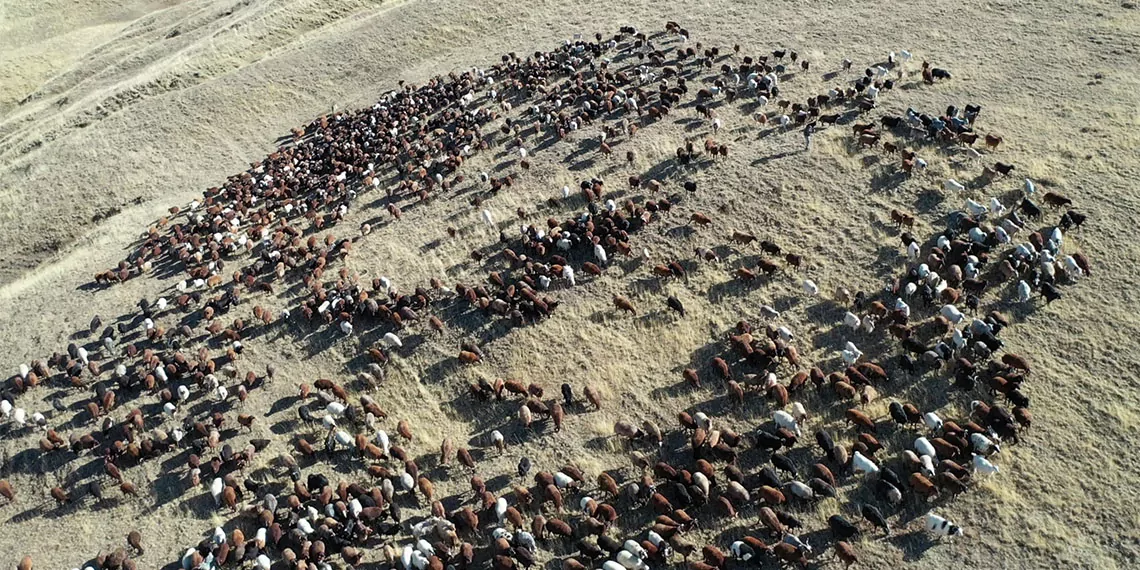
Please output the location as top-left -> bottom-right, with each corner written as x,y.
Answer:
2,0 -> 1140,569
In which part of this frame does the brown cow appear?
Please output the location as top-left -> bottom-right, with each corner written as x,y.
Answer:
757,485 -> 785,505
613,295 -> 637,314
836,541 -> 858,569
845,408 -> 876,432
584,386 -> 602,410
689,213 -> 713,226
1001,353 -> 1031,373
682,369 -> 700,388
731,230 -> 757,245
772,543 -> 806,567
890,208 -> 915,228
858,133 -> 880,147
758,506 -> 785,534
909,473 -> 939,498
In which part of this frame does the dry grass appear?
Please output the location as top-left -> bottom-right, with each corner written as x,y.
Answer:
1,1 -> 1140,569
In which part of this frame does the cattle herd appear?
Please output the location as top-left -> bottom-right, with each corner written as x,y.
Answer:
1,20 -> 1091,570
